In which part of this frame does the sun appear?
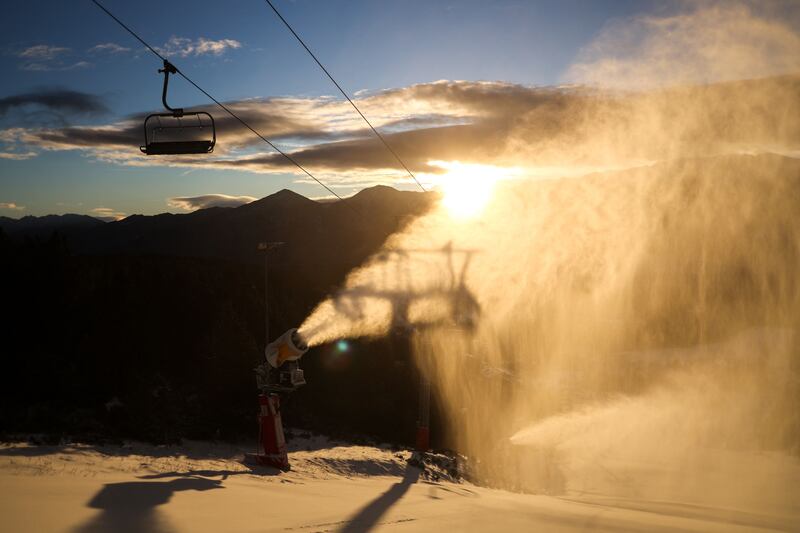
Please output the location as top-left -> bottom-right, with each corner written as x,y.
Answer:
428,161 -> 515,219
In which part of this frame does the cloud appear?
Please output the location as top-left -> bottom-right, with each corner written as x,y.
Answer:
311,194 -> 344,203
4,73 -> 799,188
18,45 -> 70,60
0,89 -> 109,116
157,36 -> 242,58
10,97 -> 335,154
0,151 -> 37,160
2,80 -> 557,157
167,194 -> 257,211
20,61 -> 92,72
16,44 -> 92,72
88,43 -> 131,54
0,202 -> 25,211
90,207 -> 126,221
206,120 -> 505,175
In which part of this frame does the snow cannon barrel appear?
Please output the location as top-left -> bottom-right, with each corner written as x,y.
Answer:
265,328 -> 309,368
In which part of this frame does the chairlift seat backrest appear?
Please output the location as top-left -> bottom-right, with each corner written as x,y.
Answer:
140,111 -> 216,155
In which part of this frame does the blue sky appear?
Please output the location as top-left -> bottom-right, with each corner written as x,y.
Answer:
0,0 -> 765,218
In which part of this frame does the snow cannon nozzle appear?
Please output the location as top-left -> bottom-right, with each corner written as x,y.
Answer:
291,329 -> 308,352
265,328 -> 309,369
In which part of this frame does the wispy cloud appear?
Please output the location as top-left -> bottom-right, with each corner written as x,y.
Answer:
90,207 -> 126,221
0,202 -> 25,211
0,151 -> 37,160
157,36 -> 242,58
88,42 -> 131,54
20,61 -> 92,72
310,194 -> 344,203
0,128 -> 40,161
18,45 -> 70,60
167,194 -> 257,211
16,44 -> 91,72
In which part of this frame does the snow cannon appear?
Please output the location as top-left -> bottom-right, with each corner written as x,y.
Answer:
248,328 -> 308,470
256,328 -> 308,392
265,328 -> 308,368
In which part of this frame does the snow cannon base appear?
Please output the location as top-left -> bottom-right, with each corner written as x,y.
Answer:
250,393 -> 290,471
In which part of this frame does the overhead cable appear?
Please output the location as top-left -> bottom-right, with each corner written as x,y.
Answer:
263,0 -> 427,192
90,0 -> 351,205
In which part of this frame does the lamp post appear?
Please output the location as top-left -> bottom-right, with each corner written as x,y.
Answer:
257,241 -> 284,346
250,241 -> 290,470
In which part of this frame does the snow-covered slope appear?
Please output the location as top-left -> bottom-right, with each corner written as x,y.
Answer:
0,436 -> 794,532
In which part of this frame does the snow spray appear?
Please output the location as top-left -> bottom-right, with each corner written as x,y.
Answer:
297,2 -> 800,519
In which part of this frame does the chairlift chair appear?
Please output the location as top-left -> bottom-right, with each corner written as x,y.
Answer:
140,60 -> 216,155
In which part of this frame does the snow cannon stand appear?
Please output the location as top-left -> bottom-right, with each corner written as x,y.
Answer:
248,328 -> 309,470
255,393 -> 289,469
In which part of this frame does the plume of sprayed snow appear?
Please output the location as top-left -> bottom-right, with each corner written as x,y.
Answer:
297,1 -> 800,516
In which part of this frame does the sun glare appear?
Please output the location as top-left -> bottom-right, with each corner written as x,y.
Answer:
429,161 -> 516,219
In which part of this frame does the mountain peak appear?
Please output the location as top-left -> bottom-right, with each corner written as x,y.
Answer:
245,188 -> 316,209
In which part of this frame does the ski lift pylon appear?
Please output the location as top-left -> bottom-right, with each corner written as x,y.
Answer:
140,60 -> 216,155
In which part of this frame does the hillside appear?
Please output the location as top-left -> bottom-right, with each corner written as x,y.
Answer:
0,186 -> 438,446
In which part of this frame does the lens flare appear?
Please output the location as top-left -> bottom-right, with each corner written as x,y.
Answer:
335,339 -> 350,353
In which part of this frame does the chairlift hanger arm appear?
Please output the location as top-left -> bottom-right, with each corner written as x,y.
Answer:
159,60 -> 183,117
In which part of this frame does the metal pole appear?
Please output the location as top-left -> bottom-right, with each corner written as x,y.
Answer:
257,242 -> 284,346
264,249 -> 269,346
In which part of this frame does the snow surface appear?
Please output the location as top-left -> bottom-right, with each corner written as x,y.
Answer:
0,435 -> 795,532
